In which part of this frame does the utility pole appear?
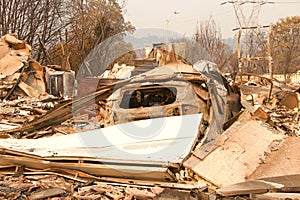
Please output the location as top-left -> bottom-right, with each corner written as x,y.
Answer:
267,26 -> 273,79
165,11 -> 180,44
221,0 -> 274,80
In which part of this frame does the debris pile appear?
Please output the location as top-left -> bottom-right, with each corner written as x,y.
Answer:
0,174 -> 200,199
0,59 -> 241,198
240,75 -> 300,137
0,34 -> 75,101
100,63 -> 134,79
204,75 -> 300,199
0,36 -> 300,199
0,34 -> 48,99
266,106 -> 299,136
0,97 -> 56,133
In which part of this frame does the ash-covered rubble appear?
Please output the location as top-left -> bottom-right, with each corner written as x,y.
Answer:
0,34 -> 75,137
0,97 -> 56,133
0,174 -> 202,200
210,74 -> 300,199
0,34 -> 44,99
239,74 -> 299,137
0,37 -> 300,199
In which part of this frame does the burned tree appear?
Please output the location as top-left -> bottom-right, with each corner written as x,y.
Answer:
0,0 -> 134,69
193,17 -> 237,76
49,0 -> 135,72
270,16 -> 300,81
0,0 -> 66,64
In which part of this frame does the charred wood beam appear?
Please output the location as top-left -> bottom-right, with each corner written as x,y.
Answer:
3,80 -> 127,135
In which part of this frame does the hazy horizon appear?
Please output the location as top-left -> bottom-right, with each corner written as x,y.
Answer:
124,0 -> 300,39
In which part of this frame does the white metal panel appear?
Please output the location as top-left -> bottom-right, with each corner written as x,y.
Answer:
0,114 -> 202,164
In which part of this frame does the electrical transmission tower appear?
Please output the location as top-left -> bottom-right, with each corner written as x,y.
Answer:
222,0 -> 274,78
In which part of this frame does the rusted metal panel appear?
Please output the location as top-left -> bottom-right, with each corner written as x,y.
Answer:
275,91 -> 299,109
76,78 -> 120,97
24,61 -> 46,95
191,61 -> 242,159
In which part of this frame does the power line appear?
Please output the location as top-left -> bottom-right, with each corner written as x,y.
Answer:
221,0 -> 275,5
222,0 -> 274,77
274,1 -> 300,3
221,0 -> 300,4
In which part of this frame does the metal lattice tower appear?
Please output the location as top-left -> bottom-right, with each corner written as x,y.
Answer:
232,0 -> 267,28
222,0 -> 274,75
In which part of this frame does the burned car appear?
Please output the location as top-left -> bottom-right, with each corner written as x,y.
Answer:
105,67 -> 204,125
